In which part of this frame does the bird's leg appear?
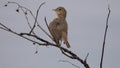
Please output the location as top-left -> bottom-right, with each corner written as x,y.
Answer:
54,38 -> 61,47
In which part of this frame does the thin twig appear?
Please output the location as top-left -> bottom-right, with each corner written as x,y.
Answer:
59,60 -> 80,68
44,17 -> 54,40
0,22 -> 10,30
84,53 -> 89,62
29,2 -> 45,34
100,1 -> 111,68
0,26 -> 9,31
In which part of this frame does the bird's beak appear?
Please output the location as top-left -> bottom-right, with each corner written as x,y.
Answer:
52,9 -> 56,11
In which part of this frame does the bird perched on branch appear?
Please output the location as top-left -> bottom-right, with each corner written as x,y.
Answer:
49,7 -> 71,48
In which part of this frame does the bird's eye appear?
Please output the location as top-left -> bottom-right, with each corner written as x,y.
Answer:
59,8 -> 61,11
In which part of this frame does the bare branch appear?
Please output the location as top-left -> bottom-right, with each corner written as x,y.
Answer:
100,1 -> 111,68
7,1 -> 35,35
7,1 -> 52,41
0,22 -> 90,68
59,47 -> 90,68
1,2 -> 91,68
20,33 -> 50,44
0,22 -> 53,47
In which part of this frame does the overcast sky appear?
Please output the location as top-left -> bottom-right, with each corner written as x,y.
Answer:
0,0 -> 120,68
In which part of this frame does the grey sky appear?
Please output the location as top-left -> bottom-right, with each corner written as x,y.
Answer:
0,0 -> 120,68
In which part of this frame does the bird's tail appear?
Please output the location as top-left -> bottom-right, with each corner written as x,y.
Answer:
62,32 -> 71,48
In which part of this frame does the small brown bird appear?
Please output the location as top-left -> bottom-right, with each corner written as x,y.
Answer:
49,7 -> 71,48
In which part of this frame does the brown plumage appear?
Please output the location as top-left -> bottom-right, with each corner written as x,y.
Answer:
49,7 -> 71,48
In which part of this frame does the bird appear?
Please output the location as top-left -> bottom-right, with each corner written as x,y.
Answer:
49,7 -> 71,48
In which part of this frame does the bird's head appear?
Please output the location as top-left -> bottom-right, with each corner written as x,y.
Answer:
53,7 -> 67,19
